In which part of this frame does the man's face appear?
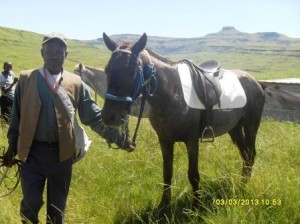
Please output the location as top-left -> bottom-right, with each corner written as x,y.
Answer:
3,64 -> 12,73
41,40 -> 67,74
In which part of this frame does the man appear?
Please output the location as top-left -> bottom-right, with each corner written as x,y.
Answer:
0,61 -> 18,123
2,32 -> 134,224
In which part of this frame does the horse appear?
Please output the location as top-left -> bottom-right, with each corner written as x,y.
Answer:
100,32 -> 269,208
265,86 -> 300,109
73,63 -> 150,117
74,64 -> 107,99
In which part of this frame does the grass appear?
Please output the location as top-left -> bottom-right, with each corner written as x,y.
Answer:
0,118 -> 299,223
169,51 -> 300,80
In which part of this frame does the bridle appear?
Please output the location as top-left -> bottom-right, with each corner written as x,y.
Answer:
104,49 -> 157,103
104,49 -> 157,145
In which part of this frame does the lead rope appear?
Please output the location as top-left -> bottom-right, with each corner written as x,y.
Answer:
0,146 -> 22,197
130,51 -> 156,145
131,85 -> 147,145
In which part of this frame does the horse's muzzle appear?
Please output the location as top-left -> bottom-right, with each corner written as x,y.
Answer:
102,102 -> 129,127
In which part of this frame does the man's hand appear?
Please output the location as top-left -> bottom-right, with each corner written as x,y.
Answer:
13,77 -> 19,84
2,148 -> 16,168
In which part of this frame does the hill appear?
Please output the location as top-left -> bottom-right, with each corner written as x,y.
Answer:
0,26 -> 109,73
91,26 -> 300,56
1,26 -> 300,79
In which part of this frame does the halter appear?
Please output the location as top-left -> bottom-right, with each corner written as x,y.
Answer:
104,49 -> 157,145
104,49 -> 157,103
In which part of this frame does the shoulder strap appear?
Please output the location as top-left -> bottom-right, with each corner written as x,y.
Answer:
56,86 -> 75,123
56,84 -> 91,163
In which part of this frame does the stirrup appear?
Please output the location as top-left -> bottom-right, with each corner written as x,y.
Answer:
201,126 -> 215,143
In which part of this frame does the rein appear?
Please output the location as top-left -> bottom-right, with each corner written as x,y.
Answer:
104,49 -> 157,145
0,146 -> 22,197
131,64 -> 157,144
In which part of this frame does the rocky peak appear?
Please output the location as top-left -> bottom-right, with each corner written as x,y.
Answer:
221,26 -> 237,31
219,26 -> 241,33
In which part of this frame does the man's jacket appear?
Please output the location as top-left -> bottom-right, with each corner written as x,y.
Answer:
16,69 -> 81,162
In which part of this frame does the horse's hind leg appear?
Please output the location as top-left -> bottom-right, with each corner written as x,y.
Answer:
158,139 -> 174,208
229,121 -> 256,179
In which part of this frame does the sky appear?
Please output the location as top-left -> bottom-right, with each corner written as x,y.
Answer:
1,0 -> 300,40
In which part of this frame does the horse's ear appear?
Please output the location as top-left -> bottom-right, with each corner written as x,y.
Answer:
103,32 -> 118,52
132,33 -> 147,55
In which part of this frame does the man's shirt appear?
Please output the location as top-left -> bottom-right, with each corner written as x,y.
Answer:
0,71 -> 15,100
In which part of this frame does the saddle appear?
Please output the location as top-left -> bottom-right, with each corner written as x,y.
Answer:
183,59 -> 223,108
181,59 -> 223,142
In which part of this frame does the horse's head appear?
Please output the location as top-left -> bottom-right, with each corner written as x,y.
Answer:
74,63 -> 85,76
102,32 -> 150,127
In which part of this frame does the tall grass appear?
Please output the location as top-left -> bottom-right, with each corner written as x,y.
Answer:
170,52 -> 300,80
0,118 -> 299,223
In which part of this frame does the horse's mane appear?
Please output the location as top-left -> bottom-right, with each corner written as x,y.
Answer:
119,41 -> 132,49
145,48 -> 176,65
108,40 -> 175,65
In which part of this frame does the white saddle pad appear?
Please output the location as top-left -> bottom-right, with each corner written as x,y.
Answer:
177,63 -> 247,109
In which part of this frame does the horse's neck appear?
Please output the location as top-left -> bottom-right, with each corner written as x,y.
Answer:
82,67 -> 107,97
145,55 -> 178,108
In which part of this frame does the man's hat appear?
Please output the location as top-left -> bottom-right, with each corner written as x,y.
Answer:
3,62 -> 12,67
42,32 -> 67,47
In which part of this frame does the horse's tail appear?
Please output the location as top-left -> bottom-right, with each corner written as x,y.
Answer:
259,81 -> 300,109
258,81 -> 268,90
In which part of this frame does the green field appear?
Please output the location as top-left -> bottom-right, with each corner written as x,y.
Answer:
0,26 -> 109,74
0,26 -> 299,223
1,118 -> 299,223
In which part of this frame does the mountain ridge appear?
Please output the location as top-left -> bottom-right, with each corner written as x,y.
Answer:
1,26 -> 300,79
83,26 -> 300,55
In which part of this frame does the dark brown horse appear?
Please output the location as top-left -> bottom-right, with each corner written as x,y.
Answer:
101,33 -> 266,207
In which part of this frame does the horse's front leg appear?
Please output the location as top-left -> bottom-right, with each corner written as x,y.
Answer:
185,140 -> 200,206
158,138 -> 174,209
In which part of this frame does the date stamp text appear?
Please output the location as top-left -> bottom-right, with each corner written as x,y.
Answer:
213,198 -> 282,206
